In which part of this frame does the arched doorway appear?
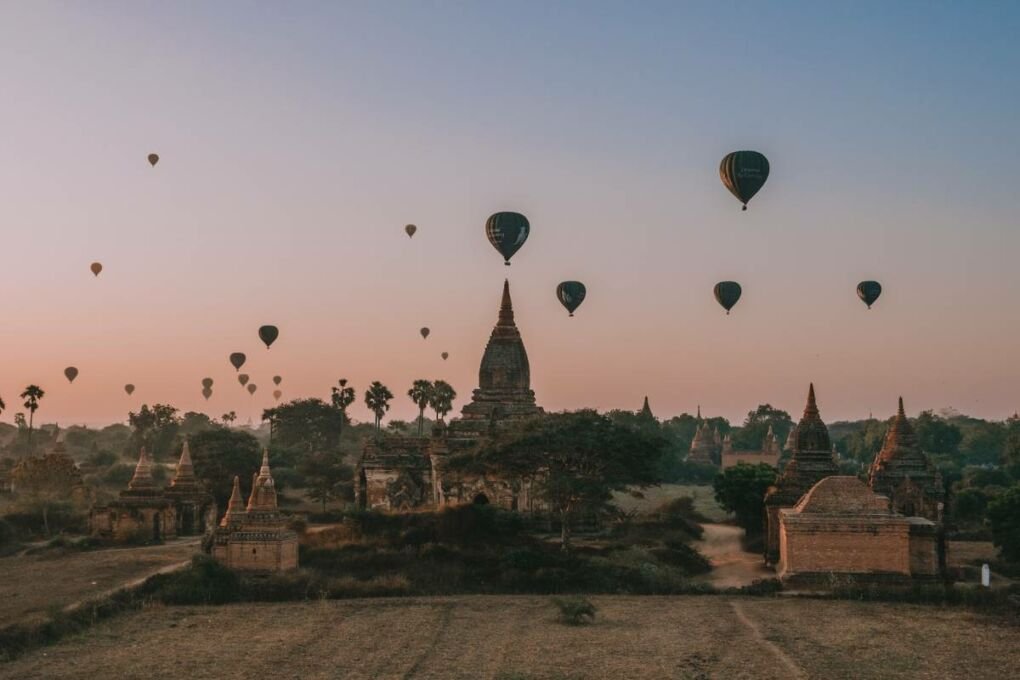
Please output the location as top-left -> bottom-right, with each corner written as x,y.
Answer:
472,493 -> 490,506
152,513 -> 161,542
357,469 -> 368,510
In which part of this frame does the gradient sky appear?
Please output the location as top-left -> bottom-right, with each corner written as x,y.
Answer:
2,1 -> 1020,427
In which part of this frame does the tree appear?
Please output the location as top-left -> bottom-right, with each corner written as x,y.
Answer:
262,399 -> 344,457
11,453 -> 82,535
20,385 -> 45,450
712,463 -> 777,534
180,412 -> 216,437
298,450 -> 353,512
914,410 -> 962,456
221,411 -> 237,426
14,413 -> 26,430
331,379 -> 356,434
1003,417 -> 1020,478
364,381 -> 394,431
408,380 -> 434,436
188,427 -> 262,508
0,394 -> 5,421
429,380 -> 457,422
127,404 -> 181,460
987,485 -> 1020,562
460,410 -> 663,550
730,404 -> 793,451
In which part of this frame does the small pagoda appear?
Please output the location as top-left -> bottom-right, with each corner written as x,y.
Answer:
163,441 -> 217,535
90,448 -> 176,543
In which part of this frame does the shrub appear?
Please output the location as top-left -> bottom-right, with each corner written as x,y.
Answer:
149,555 -> 240,605
550,595 -> 597,625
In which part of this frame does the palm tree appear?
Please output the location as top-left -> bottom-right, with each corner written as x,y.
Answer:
331,379 -> 356,434
0,394 -> 5,421
429,381 -> 457,422
407,380 -> 434,436
20,385 -> 45,451
364,381 -> 394,431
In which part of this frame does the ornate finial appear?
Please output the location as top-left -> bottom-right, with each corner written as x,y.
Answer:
498,279 -> 515,327
697,404 -> 701,420
128,447 -> 154,489
805,383 -> 818,417
897,396 -> 905,419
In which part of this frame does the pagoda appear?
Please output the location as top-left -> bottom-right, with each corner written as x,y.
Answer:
163,441 -> 217,535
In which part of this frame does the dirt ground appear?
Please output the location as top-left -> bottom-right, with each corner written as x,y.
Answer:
693,523 -> 771,588
2,595 -> 1016,679
0,538 -> 199,626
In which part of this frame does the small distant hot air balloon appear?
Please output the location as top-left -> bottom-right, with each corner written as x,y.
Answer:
441,352 -> 449,361
273,389 -> 282,401
148,153 -> 159,167
420,327 -> 430,340
238,374 -> 250,387
124,384 -> 135,396
64,366 -> 79,383
720,151 -> 770,210
485,212 -> 530,265
229,353 -> 246,371
556,281 -> 587,317
713,281 -> 742,315
273,375 -> 282,386
202,386 -> 213,400
90,262 -> 103,277
405,224 -> 417,238
857,281 -> 883,309
202,377 -> 214,389
247,384 -> 257,395
258,325 -> 279,349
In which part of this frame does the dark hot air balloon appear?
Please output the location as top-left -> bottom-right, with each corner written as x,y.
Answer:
713,281 -> 742,315
273,375 -> 282,386
124,384 -> 135,396
857,281 -> 882,309
273,389 -> 282,401
148,153 -> 159,167
238,374 -> 250,387
441,352 -> 449,360
64,366 -> 79,383
420,327 -> 430,340
258,325 -> 279,349
485,212 -> 530,265
405,224 -> 417,238
719,151 -> 770,210
229,353 -> 246,371
202,386 -> 213,400
247,384 -> 257,395
90,262 -> 102,277
202,377 -> 214,389
556,281 -> 587,317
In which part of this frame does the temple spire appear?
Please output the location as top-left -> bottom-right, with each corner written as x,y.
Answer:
897,396 -> 905,419
697,404 -> 701,420
247,449 -> 278,511
128,447 -> 155,490
220,475 -> 245,527
804,383 -> 818,417
497,279 -> 515,327
640,396 -> 653,418
171,441 -> 196,486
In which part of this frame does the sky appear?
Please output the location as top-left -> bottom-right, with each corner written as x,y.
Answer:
2,1 -> 1020,427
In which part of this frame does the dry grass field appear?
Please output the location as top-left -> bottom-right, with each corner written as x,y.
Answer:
612,484 -> 727,522
1,595 -> 1016,680
0,538 -> 198,626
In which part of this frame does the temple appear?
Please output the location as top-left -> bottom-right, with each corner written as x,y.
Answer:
720,425 -> 782,470
163,442 -> 217,535
763,384 -> 839,565
868,398 -> 944,522
687,408 -> 722,465
357,279 -> 545,511
212,450 -> 298,572
89,448 -> 177,543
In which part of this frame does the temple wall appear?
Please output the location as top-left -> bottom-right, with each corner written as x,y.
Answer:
721,452 -> 780,470
90,505 -> 176,543
778,519 -> 911,578
908,525 -> 939,577
213,536 -> 298,572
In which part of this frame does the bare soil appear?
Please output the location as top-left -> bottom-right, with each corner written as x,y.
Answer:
1,595 -> 1016,680
0,538 -> 198,626
693,523 -> 771,588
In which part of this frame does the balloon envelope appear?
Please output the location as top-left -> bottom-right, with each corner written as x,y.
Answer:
441,352 -> 449,360
201,377 -> 214,389
713,281 -> 742,314
238,374 -> 249,387
405,224 -> 417,238
556,281 -> 587,317
202,386 -> 213,400
90,262 -> 102,277
64,366 -> 78,383
719,151 -> 770,210
420,327 -> 430,339
273,389 -> 282,401
258,325 -> 279,349
273,375 -> 282,386
124,384 -> 135,396
857,281 -> 882,309
148,153 -> 159,167
229,353 -> 246,371
247,384 -> 257,395
485,212 -> 530,265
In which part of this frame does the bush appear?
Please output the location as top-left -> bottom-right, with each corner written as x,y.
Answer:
550,595 -> 597,625
103,463 -> 135,487
149,555 -> 240,605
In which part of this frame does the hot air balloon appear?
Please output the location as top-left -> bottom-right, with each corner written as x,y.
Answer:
273,389 -> 282,401
405,224 -> 417,238
258,325 -> 279,349
273,375 -> 282,386
90,262 -> 102,277
124,384 -> 135,396
857,281 -> 882,309
420,327 -> 430,340
229,353 -> 246,371
202,377 -> 214,389
556,281 -> 587,317
238,374 -> 250,387
64,366 -> 79,383
148,153 -> 159,167
441,352 -> 449,361
485,212 -> 530,265
247,384 -> 257,395
202,386 -> 213,400
713,281 -> 742,314
719,151 -> 770,210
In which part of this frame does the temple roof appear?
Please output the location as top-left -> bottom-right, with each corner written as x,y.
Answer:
220,475 -> 246,526
128,448 -> 156,490
793,476 -> 892,515
868,397 -> 944,498
170,441 -> 197,487
795,384 -> 831,453
639,396 -> 653,419
872,397 -> 919,467
247,449 -> 278,511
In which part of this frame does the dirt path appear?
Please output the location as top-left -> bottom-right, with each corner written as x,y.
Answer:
694,523 -> 772,588
730,601 -> 806,679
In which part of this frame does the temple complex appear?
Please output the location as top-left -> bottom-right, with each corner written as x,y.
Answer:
212,450 -> 298,572
720,425 -> 782,470
687,408 -> 722,465
777,476 -> 940,586
763,384 -> 839,565
89,448 -> 176,543
163,442 -> 217,535
868,398 -> 945,522
357,279 -> 545,512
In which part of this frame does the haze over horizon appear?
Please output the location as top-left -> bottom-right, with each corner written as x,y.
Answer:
3,2 -> 1020,427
